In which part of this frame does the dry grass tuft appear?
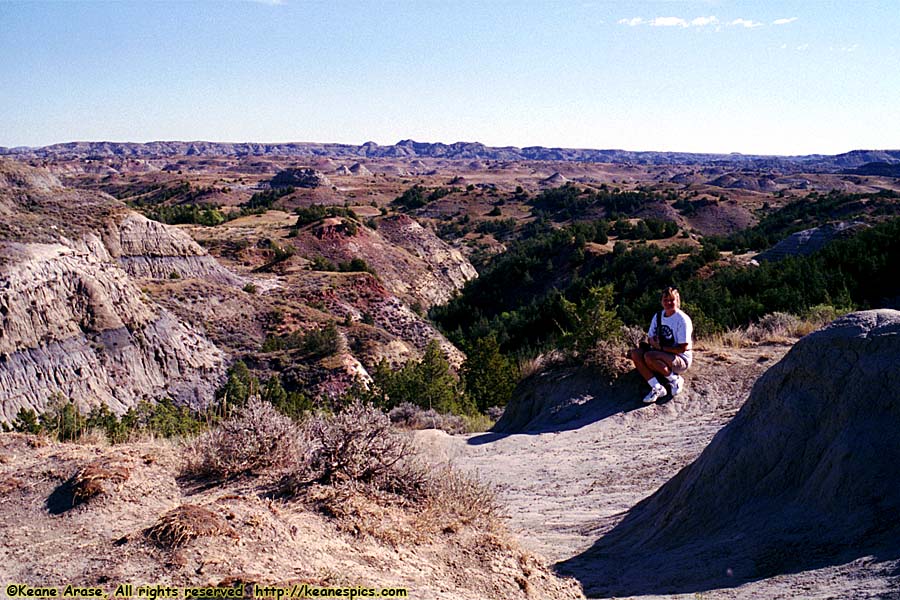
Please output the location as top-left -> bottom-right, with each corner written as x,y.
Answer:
303,482 -> 421,545
703,328 -> 757,349
418,466 -> 500,534
517,350 -> 567,380
145,504 -> 231,548
182,396 -> 302,480
70,463 -> 130,505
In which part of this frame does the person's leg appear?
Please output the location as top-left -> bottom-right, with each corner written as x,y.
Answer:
647,353 -> 689,395
631,349 -> 667,403
644,350 -> 675,377
628,348 -> 655,380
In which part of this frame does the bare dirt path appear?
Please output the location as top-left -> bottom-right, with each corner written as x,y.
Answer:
419,342 -> 900,599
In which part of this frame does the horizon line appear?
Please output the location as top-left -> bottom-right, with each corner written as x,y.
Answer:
3,138 -> 897,159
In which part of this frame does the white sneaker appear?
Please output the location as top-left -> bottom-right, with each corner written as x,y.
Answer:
642,384 -> 666,404
670,375 -> 685,396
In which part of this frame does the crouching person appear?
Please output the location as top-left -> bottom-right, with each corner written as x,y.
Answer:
628,286 -> 693,404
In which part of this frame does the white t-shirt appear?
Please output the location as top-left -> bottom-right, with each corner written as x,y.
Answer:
648,308 -> 693,366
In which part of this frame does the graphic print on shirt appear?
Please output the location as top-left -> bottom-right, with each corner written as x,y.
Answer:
659,324 -> 676,347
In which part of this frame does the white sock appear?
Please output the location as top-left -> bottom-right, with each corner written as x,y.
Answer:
666,373 -> 679,383
647,377 -> 661,389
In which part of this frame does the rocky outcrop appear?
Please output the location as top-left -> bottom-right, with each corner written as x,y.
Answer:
98,213 -> 243,284
0,243 -> 225,423
349,162 -> 372,176
755,221 -> 868,262
375,215 -> 478,307
708,172 -> 779,192
0,161 -> 235,422
291,214 -> 476,311
270,168 -> 331,189
291,271 -> 466,369
540,172 -> 569,187
557,310 -> 900,596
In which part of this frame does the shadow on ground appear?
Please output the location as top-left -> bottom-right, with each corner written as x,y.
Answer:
469,368 -> 657,445
555,513 -> 900,597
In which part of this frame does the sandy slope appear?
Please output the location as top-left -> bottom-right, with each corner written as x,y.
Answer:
419,341 -> 900,599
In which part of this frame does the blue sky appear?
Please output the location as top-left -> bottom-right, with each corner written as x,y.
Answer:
1,1 -> 898,155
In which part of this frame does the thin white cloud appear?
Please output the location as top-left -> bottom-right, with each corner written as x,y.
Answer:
618,14 -> 768,31
730,18 -> 763,28
773,17 -> 798,26
797,43 -> 810,51
691,16 -> 719,27
651,16 -> 689,28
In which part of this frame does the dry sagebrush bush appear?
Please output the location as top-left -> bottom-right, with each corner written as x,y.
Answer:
283,402 -> 502,533
747,312 -> 802,341
584,338 -> 632,380
291,401 -> 429,499
621,324 -> 647,350
388,402 -> 468,434
182,396 -> 302,479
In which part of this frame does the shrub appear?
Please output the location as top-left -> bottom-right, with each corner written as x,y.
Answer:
294,204 -> 358,227
288,401 -> 427,499
310,255 -> 337,271
803,304 -> 846,328
388,402 -> 468,434
620,324 -> 647,349
12,408 -> 42,435
747,312 -> 801,341
337,257 -> 375,274
182,396 -> 301,479
301,322 -> 341,358
269,402 -> 501,536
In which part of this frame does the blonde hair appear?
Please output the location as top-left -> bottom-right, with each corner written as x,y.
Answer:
661,286 -> 681,309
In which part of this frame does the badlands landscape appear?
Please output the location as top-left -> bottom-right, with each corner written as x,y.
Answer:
1,141 -> 899,599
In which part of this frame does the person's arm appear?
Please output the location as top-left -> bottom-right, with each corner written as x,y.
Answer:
659,341 -> 689,354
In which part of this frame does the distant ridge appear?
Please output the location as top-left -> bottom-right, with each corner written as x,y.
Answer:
3,140 -> 900,172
